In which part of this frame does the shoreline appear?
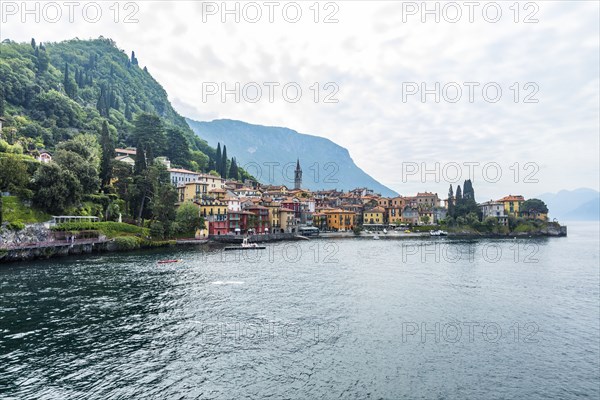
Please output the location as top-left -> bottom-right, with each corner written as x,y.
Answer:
1,227 -> 567,264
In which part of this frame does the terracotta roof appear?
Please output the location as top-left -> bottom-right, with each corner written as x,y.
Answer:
498,195 -> 525,202
115,148 -> 136,155
168,168 -> 199,174
246,203 -> 268,208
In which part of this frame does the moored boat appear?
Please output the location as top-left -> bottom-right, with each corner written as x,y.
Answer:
224,237 -> 266,251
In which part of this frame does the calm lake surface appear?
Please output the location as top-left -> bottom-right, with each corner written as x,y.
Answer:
1,222 -> 598,399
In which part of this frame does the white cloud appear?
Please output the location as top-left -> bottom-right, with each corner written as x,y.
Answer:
3,0 -> 598,199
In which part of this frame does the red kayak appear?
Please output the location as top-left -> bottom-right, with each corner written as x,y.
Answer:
158,259 -> 181,264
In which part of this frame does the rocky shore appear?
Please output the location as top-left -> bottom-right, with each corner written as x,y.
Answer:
0,224 -> 567,264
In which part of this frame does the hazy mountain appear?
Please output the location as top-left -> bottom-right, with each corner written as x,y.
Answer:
186,119 -> 398,197
537,188 -> 599,220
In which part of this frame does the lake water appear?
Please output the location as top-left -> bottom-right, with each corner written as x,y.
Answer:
1,222 -> 598,399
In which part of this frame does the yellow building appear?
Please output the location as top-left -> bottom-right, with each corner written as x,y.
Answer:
363,206 -> 386,225
324,209 -> 357,231
377,198 -> 390,208
196,198 -> 228,218
209,188 -> 227,200
177,182 -> 209,203
264,201 -> 281,230
388,207 -> 403,225
498,195 -> 525,216
279,208 -> 296,232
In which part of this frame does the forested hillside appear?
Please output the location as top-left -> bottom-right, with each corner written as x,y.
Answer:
0,37 -> 247,235
0,37 -> 235,168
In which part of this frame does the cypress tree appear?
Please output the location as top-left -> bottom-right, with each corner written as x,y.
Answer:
221,145 -> 228,178
0,85 -> 5,117
463,179 -> 475,201
215,143 -> 222,174
131,51 -> 138,65
134,144 -> 147,176
228,158 -> 238,181
447,185 -> 454,217
31,38 -> 36,49
64,62 -> 69,91
455,185 -> 462,205
124,102 -> 132,121
100,121 -> 115,188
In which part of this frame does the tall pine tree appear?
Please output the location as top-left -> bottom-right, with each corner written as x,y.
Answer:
447,184 -> 454,217
0,84 -> 5,117
99,121 -> 115,189
455,185 -> 462,205
215,143 -> 222,174
228,157 -> 238,181
221,145 -> 228,178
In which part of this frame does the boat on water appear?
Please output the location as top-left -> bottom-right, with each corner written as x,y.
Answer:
373,235 -> 380,240
224,237 -> 266,251
429,230 -> 448,236
158,259 -> 181,264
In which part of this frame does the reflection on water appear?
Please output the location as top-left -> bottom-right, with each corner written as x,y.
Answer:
0,222 -> 598,399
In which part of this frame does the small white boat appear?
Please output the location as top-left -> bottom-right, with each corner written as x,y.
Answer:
373,235 -> 380,240
429,230 -> 448,236
225,237 -> 266,251
383,229 -> 388,234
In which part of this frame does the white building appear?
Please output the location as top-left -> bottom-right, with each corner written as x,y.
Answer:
198,173 -> 225,190
479,200 -> 508,226
37,151 -> 52,163
169,168 -> 201,185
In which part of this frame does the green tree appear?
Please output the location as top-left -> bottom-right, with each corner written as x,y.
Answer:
165,127 -> 191,168
215,143 -> 222,175
221,145 -> 228,178
54,149 -> 100,194
228,157 -> 238,181
112,161 -> 133,216
100,121 -> 115,188
149,162 -> 177,235
463,179 -> 475,201
0,155 -> 30,195
190,150 -> 209,172
176,201 -> 204,234
521,199 -> 549,215
0,193 -> 3,225
31,38 -> 36,49
0,84 -> 5,117
124,102 -> 132,121
32,163 -> 82,214
69,134 -> 101,169
447,184 -> 454,217
36,46 -> 49,74
63,63 -> 77,99
134,113 -> 166,163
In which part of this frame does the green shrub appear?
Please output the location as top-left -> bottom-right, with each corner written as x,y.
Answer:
7,221 -> 25,231
150,221 -> 165,240
52,221 -> 149,238
113,236 -> 142,250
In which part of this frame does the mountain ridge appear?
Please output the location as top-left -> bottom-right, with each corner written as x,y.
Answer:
186,118 -> 398,196
536,188 -> 599,221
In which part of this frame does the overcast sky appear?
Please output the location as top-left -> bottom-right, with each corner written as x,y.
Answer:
2,1 -> 599,199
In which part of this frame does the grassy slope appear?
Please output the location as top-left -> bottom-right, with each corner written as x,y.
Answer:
1,196 -> 51,224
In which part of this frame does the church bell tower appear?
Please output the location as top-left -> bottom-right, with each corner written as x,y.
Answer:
294,159 -> 302,190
